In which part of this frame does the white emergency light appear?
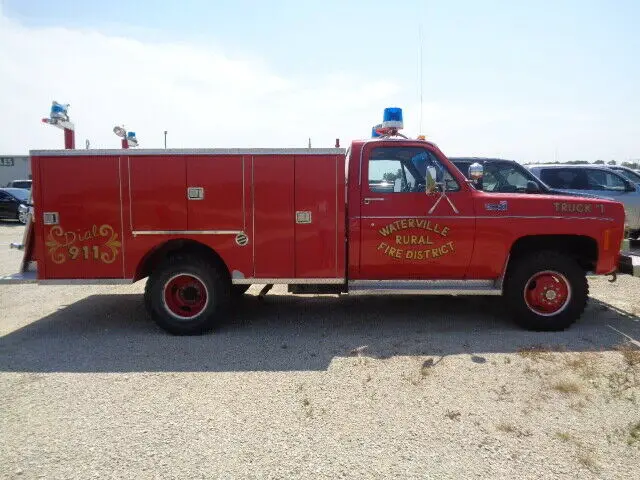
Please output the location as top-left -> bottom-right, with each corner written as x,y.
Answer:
113,125 -> 139,148
113,126 -> 126,138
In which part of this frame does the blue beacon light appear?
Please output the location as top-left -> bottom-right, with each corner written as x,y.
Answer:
382,107 -> 403,129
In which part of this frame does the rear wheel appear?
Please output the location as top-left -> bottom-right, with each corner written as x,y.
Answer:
144,254 -> 230,335
504,251 -> 588,331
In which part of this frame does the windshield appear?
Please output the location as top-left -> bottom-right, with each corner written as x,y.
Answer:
613,168 -> 640,184
11,181 -> 31,189
3,188 -> 29,201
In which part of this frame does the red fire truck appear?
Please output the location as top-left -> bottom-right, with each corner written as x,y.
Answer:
3,107 -> 635,335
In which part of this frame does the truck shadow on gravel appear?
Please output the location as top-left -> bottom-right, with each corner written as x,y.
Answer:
0,293 -> 638,373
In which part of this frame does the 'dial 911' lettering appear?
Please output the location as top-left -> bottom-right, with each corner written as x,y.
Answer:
45,224 -> 122,264
377,218 -> 455,261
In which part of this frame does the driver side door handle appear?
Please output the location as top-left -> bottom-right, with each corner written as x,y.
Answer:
364,197 -> 385,205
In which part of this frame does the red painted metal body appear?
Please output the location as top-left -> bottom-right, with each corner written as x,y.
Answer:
29,150 -> 346,282
26,139 -> 625,285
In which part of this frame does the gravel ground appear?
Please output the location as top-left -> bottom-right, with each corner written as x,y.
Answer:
1,222 -> 639,479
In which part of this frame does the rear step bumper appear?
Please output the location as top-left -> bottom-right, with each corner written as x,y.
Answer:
618,239 -> 640,278
0,271 -> 37,284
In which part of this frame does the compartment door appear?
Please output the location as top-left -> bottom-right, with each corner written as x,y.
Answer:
186,155 -> 245,231
38,156 -> 125,279
294,155 -> 340,278
128,156 -> 187,232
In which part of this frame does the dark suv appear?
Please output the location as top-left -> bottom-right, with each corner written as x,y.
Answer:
449,157 -> 554,194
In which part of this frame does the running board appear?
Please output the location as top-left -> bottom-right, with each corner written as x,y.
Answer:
348,280 -> 503,296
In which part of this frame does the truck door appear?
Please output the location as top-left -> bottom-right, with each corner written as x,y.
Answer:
358,143 -> 476,279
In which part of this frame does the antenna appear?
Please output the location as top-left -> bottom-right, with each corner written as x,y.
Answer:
418,24 -> 424,135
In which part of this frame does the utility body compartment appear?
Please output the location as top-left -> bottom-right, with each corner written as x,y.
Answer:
26,149 -> 346,283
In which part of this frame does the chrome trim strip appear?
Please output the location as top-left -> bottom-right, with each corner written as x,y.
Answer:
359,215 -> 474,220
349,279 -> 497,288
118,157 -> 126,278
348,279 -> 501,296
357,215 -> 615,221
242,156 -> 246,233
232,278 -> 345,285
127,157 -> 134,231
30,148 -> 346,157
132,230 -> 243,236
335,154 -> 339,277
39,278 -> 135,285
349,288 -> 502,296
251,156 -> 256,277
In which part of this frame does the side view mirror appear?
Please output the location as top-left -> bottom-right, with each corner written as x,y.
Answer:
525,181 -> 540,194
468,162 -> 484,189
468,162 -> 484,181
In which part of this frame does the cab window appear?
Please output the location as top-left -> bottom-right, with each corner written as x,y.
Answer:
481,165 -> 531,193
540,169 -> 588,189
586,169 -> 627,191
368,147 -> 459,193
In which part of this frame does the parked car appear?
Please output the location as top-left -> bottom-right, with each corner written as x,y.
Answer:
527,164 -> 640,238
449,157 -> 601,198
6,179 -> 32,190
0,188 -> 31,224
608,166 -> 640,185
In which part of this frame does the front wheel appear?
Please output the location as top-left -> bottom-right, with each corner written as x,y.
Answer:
504,251 -> 588,331
144,254 -> 230,335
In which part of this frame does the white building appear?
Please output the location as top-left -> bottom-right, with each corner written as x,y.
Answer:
0,155 -> 31,187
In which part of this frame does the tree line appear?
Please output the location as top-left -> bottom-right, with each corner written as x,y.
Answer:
522,160 -> 639,168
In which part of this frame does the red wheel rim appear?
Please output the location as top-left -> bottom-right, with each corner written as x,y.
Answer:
523,270 -> 571,316
163,274 -> 208,319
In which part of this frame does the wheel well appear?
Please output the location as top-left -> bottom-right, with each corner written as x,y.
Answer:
135,239 -> 231,282
509,235 -> 598,272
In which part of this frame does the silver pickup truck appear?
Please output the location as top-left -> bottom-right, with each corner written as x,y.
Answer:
527,164 -> 640,239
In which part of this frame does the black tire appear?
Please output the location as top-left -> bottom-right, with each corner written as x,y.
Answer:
504,250 -> 588,331
144,254 -> 230,335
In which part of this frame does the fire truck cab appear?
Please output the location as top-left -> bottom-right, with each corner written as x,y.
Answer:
2,108 -> 633,335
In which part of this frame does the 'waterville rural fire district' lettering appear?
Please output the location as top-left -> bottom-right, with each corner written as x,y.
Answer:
377,219 -> 455,260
